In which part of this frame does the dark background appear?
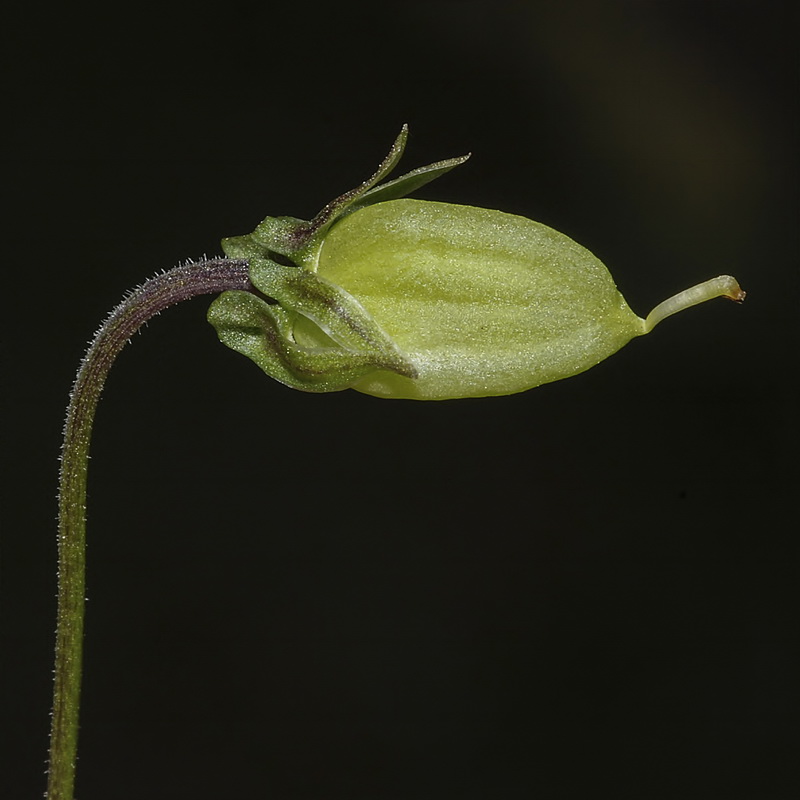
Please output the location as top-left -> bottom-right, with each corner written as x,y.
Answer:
3,2 -> 797,798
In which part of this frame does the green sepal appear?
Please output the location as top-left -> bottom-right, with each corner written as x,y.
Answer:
245,258 -> 415,376
352,153 -> 470,211
221,124 -> 470,268
219,232 -> 276,264
208,291 -> 407,392
207,252 -> 417,392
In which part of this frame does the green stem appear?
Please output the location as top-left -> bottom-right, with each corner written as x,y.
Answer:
47,258 -> 252,800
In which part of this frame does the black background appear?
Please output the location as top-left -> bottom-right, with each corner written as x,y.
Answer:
3,2 -> 797,798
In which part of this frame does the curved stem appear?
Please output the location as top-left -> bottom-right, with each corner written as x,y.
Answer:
47,258 -> 252,800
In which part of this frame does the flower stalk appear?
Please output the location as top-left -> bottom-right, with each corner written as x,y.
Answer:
47,258 -> 252,800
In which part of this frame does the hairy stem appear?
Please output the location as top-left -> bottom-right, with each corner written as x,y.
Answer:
47,258 -> 252,800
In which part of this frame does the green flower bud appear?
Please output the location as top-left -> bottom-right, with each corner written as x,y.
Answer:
208,127 -> 744,400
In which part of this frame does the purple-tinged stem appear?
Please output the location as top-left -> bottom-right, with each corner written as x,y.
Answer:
47,258 -> 252,800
